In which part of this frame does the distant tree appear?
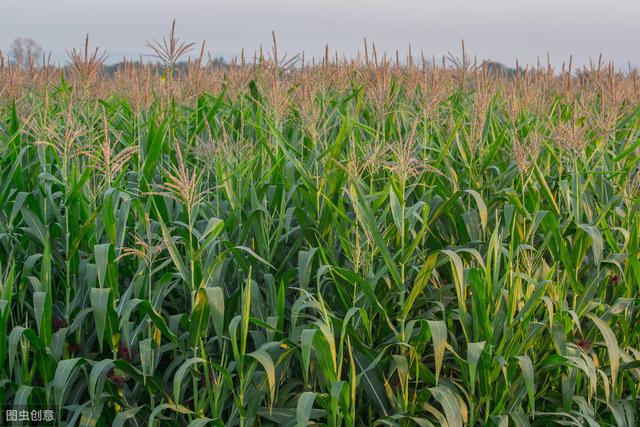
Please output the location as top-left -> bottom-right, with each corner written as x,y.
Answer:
9,37 -> 43,67
484,61 -> 517,77
101,57 -> 228,78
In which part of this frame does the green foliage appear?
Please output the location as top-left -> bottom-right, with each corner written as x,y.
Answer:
0,67 -> 639,427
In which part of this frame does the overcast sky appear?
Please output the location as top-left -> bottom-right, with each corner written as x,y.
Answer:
1,0 -> 639,68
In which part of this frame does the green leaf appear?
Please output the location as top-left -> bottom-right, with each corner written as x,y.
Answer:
351,182 -> 402,288
465,189 -> 488,234
249,349 -> 277,408
190,288 -> 210,347
139,338 -> 154,377
90,287 -> 116,352
587,314 -> 620,386
467,341 -> 485,396
402,252 -> 439,319
298,248 -> 317,291
94,243 -> 118,295
427,320 -> 448,384
120,298 -> 184,351
205,287 -> 225,343
429,385 -> 464,427
188,418 -> 217,427
155,210 -> 191,285
441,250 -> 466,312
89,358 -> 115,411
300,329 -> 316,384
353,351 -> 390,417
113,406 -> 144,427
54,358 -> 86,413
173,357 -> 208,403
142,118 -> 168,184
516,355 -> 535,413
33,291 -> 52,346
577,224 -> 604,267
149,403 -> 192,427
296,392 -> 316,427
103,188 -> 118,245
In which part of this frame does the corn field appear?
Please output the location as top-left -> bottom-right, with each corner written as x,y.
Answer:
1,33 -> 640,426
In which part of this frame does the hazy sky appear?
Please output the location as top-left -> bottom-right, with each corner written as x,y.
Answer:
2,0 -> 639,68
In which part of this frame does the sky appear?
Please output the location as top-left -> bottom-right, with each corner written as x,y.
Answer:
1,0 -> 639,69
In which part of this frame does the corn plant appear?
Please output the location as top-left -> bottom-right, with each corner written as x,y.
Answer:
0,35 -> 639,426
